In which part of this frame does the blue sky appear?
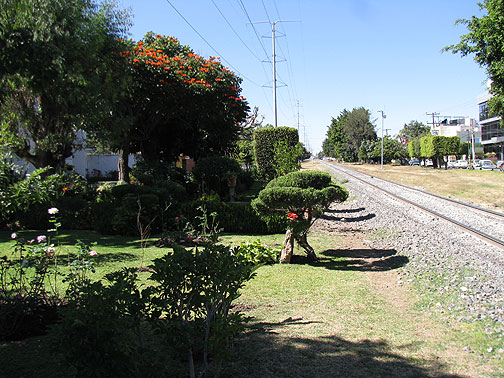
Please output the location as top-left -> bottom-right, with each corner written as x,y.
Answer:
119,0 -> 487,153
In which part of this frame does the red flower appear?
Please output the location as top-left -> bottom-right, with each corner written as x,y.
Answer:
287,212 -> 299,221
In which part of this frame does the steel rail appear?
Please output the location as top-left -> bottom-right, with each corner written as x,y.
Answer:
323,163 -> 504,250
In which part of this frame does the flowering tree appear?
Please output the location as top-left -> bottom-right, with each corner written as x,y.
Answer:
251,171 -> 348,263
96,33 -> 249,182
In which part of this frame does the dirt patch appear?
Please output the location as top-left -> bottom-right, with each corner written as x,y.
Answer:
330,230 -> 492,377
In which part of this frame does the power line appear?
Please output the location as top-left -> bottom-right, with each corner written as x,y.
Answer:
164,0 -> 261,86
210,0 -> 263,62
237,0 -> 270,60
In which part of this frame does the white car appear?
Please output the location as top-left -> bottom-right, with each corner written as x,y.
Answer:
475,160 -> 498,170
454,160 -> 468,169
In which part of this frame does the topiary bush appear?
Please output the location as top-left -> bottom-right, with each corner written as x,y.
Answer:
252,170 -> 348,263
253,126 -> 299,181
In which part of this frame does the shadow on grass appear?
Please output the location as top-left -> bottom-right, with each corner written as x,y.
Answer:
289,248 -> 408,272
224,318 -> 465,378
53,251 -> 138,267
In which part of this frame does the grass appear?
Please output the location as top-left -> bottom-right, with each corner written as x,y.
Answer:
338,163 -> 504,210
0,226 -> 502,376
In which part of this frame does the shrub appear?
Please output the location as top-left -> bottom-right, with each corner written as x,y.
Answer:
191,156 -> 242,198
53,243 -> 255,378
253,126 -> 299,181
179,199 -> 285,235
235,240 -> 281,265
252,170 -> 348,262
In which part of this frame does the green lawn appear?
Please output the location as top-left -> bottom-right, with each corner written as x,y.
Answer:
0,229 -> 502,377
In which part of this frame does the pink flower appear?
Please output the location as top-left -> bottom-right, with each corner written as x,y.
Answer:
10,233 -> 17,239
89,250 -> 97,257
175,217 -> 179,220
36,235 -> 47,243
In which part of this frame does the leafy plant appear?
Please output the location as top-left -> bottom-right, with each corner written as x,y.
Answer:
235,240 -> 281,265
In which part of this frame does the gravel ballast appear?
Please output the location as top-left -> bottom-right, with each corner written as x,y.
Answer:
317,164 -> 504,350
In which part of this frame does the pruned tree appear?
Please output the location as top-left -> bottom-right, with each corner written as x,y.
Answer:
251,171 -> 348,263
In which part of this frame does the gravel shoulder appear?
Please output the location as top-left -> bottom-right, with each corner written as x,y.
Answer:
311,162 -> 504,376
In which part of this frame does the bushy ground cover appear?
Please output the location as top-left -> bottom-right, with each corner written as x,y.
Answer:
0,228 -> 501,377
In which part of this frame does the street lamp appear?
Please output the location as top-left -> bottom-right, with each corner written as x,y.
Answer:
378,110 -> 386,170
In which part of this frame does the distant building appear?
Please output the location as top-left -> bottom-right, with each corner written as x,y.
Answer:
430,117 -> 483,158
430,117 -> 481,143
477,89 -> 504,160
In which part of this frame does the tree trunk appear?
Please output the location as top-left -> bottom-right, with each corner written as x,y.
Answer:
118,143 -> 130,183
295,233 -> 318,262
280,229 -> 294,263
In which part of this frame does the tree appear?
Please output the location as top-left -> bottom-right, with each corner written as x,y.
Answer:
358,140 -> 376,163
321,138 -> 335,158
408,139 -> 421,159
0,0 -> 131,172
420,135 -> 458,168
97,33 -> 249,182
444,0 -> 504,118
325,108 -> 377,162
398,120 -> 430,144
251,171 -> 348,263
368,137 -> 408,164
326,111 -> 349,159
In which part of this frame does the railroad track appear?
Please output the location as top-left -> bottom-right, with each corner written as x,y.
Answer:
322,162 -> 504,250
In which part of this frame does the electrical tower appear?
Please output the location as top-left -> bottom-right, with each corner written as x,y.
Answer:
253,20 -> 299,127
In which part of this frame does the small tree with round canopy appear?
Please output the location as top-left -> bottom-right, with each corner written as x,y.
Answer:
251,170 -> 348,263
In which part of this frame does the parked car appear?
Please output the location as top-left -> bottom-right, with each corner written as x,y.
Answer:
454,160 -> 468,169
475,159 -> 498,170
409,158 -> 420,166
447,160 -> 456,169
420,159 -> 433,167
496,160 -> 504,171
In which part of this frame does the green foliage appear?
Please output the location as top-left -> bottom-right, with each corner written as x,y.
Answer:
459,141 -> 471,155
370,136 -> 408,164
52,268 -> 161,378
272,139 -> 303,177
252,170 -> 348,258
149,243 -> 255,377
444,0 -> 504,118
408,139 -> 421,158
325,111 -> 349,159
325,108 -> 377,162
398,120 -> 430,144
445,136 -> 461,155
235,240 -> 281,265
358,139 -> 376,162
191,156 -> 242,198
179,199 -> 286,234
253,126 -> 299,181
53,241 -> 255,377
265,170 -> 333,190
0,0 -> 131,170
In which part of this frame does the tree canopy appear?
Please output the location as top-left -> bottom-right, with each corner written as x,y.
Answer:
98,32 -> 249,181
444,0 -> 504,117
252,170 -> 348,262
0,0 -> 131,171
398,120 -> 430,144
324,107 -> 376,161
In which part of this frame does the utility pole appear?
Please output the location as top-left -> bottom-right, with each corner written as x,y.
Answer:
253,20 -> 299,127
426,112 -> 440,133
296,100 -> 300,133
378,110 -> 386,170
